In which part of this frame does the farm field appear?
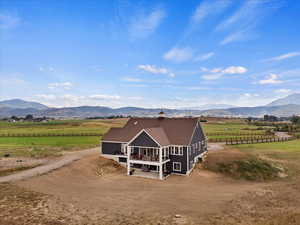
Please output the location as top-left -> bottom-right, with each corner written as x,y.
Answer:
0,118 -> 127,157
0,118 -> 269,157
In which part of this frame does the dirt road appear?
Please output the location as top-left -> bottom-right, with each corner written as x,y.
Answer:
0,148 -> 99,183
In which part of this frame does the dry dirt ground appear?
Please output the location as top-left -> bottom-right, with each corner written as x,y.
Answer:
0,148 -> 98,183
1,151 -> 300,225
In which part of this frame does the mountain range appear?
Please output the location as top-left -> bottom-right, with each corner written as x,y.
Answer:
0,94 -> 300,118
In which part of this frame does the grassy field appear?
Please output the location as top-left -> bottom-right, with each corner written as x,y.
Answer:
0,118 -> 127,157
0,136 -> 101,157
0,118 -> 278,157
202,120 -> 272,142
0,119 -> 126,135
235,140 -> 300,157
233,139 -> 300,176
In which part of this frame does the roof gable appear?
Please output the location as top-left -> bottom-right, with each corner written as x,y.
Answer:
129,130 -> 160,147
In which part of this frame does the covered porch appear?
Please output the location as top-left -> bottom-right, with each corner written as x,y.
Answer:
126,146 -> 170,180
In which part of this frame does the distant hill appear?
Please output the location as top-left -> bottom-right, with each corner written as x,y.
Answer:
0,99 -> 49,110
267,93 -> 300,106
0,98 -> 300,118
200,104 -> 300,117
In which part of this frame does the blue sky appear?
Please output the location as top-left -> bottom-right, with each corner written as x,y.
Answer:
0,0 -> 299,108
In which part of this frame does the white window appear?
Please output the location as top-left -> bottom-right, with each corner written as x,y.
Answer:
173,162 -> 181,172
179,147 -> 183,155
170,146 -> 183,155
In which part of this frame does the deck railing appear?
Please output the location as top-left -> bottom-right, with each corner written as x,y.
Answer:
130,154 -> 169,162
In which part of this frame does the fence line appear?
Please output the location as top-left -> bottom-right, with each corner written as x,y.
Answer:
206,132 -> 267,136
225,137 -> 292,145
209,135 -> 274,143
0,133 -> 102,137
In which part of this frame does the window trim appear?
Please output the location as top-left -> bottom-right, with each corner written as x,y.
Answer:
173,162 -> 181,172
170,146 -> 183,155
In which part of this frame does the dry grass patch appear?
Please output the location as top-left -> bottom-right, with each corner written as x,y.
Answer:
203,149 -> 285,181
95,157 -> 126,177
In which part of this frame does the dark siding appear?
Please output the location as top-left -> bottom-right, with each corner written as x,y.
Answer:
129,131 -> 159,147
170,147 -> 187,174
188,121 -> 207,170
119,157 -> 127,163
102,142 -> 122,155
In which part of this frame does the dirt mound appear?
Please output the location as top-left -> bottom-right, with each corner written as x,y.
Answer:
95,157 -> 126,177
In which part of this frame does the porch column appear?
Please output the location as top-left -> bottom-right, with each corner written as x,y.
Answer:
127,146 -> 130,175
159,147 -> 163,180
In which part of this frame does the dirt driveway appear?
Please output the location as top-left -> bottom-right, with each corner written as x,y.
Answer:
17,153 -> 264,222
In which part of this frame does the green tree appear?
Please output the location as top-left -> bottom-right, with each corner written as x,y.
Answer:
291,115 -> 300,124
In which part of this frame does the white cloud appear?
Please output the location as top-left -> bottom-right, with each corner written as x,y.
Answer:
202,73 -> 223,80
216,0 -> 282,44
220,30 -> 248,45
217,0 -> 280,31
138,65 -> 175,77
128,96 -> 143,101
259,74 -> 283,84
275,89 -> 291,93
163,47 -> 193,63
122,77 -> 143,82
202,66 -> 247,80
223,66 -> 247,74
192,0 -> 231,24
32,94 -> 143,108
35,94 -> 56,100
194,52 -> 215,61
0,13 -> 20,29
0,77 -> 26,86
39,66 -> 55,72
265,52 -> 300,62
129,8 -> 165,39
243,93 -> 259,98
48,82 -> 73,90
89,94 -> 121,100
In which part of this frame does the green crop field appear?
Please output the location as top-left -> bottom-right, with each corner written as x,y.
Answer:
0,119 -> 126,135
202,120 -> 272,140
0,118 -> 127,157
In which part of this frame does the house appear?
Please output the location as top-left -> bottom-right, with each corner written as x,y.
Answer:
101,113 -> 208,180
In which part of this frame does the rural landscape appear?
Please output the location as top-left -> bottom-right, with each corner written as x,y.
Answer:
1,0 -> 300,224
1,107 -> 300,224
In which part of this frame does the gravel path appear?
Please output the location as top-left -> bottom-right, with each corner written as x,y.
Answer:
275,132 -> 292,138
208,143 -> 225,151
0,148 -> 99,183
